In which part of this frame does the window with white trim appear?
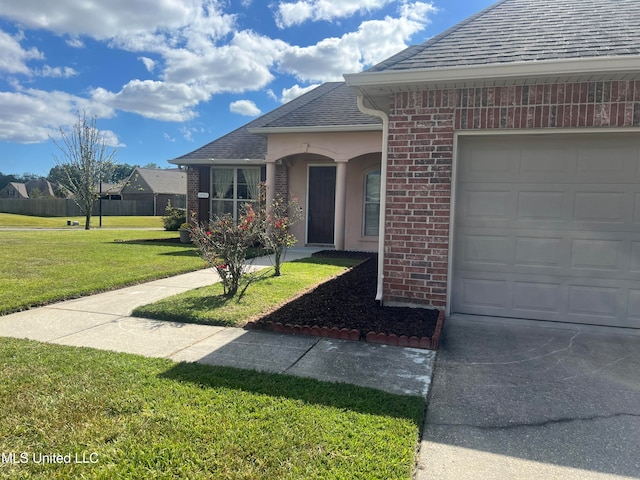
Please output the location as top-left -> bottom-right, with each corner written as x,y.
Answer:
364,170 -> 381,236
210,167 -> 261,220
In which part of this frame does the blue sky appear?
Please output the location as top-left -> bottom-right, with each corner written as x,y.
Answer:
0,0 -> 496,177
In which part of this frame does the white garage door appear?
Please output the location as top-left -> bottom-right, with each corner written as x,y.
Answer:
452,133 -> 640,328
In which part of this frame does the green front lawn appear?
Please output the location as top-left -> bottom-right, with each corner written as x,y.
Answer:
0,213 -> 163,228
0,338 -> 424,479
0,229 -> 205,315
133,258 -> 360,327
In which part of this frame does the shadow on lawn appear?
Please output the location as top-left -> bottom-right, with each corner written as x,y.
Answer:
159,361 -> 425,422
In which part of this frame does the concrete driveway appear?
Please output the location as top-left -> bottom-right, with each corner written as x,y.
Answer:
415,315 -> 640,480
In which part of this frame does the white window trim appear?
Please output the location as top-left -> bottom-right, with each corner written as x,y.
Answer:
363,168 -> 381,237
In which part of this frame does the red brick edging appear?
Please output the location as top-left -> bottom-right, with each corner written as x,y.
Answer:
245,310 -> 445,351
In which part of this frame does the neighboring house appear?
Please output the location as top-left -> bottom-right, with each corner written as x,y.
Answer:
172,0 -> 640,331
119,167 -> 186,216
0,182 -> 29,199
0,179 -> 55,199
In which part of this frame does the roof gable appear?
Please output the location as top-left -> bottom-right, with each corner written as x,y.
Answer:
0,182 -> 28,198
25,179 -> 55,197
170,82 -> 380,164
370,0 -> 640,72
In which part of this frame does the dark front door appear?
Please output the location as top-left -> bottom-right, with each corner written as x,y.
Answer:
308,166 -> 336,244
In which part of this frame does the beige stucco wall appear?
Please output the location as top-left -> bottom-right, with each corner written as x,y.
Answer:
345,153 -> 380,252
265,130 -> 381,163
265,131 -> 382,251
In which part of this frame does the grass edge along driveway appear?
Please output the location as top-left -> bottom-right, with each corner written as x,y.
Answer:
0,337 -> 425,480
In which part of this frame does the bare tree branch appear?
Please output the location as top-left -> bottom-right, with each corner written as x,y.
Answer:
50,111 -> 118,229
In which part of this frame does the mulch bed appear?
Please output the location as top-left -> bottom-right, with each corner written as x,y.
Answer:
246,251 -> 444,350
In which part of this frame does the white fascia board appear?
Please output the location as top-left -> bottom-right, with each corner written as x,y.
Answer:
345,56 -> 640,90
168,158 -> 265,166
247,124 -> 382,135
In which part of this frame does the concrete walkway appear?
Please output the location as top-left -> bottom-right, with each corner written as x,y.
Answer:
0,248 -> 436,397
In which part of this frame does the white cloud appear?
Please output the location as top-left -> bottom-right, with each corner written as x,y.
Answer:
280,84 -> 320,103
163,132 -> 176,142
0,0 -> 220,41
229,99 -> 261,116
278,2 -> 436,82
161,36 -> 278,92
99,129 -> 125,148
90,80 -> 209,122
180,125 -> 203,142
38,65 -> 78,78
139,56 -> 157,72
0,0 -> 436,140
65,37 -> 84,48
276,1 -> 314,28
276,0 -> 395,28
0,30 -> 43,74
0,89 -> 117,144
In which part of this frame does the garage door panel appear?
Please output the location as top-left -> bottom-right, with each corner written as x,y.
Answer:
520,140 -> 576,175
515,237 -> 563,267
571,239 -> 622,270
462,234 -> 511,266
464,190 -> 511,219
458,141 -> 519,180
457,229 -> 640,278
568,285 -> 619,317
453,133 -> 640,328
512,282 -> 563,314
455,277 -> 510,310
517,191 -> 566,220
633,194 -> 640,223
574,192 -> 626,223
454,272 -> 640,326
576,140 -> 640,179
626,290 -> 640,321
630,243 -> 640,271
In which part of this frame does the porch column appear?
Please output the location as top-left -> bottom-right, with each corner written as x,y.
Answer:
265,160 -> 276,210
334,160 -> 348,251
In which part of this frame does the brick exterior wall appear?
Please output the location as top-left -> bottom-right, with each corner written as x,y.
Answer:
275,163 -> 288,197
186,166 -> 200,223
385,80 -> 640,308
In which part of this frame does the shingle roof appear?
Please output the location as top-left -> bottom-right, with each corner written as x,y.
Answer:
171,82 -> 380,163
25,179 -> 55,197
3,182 -> 28,198
121,168 -> 186,195
369,0 -> 640,72
258,82 -> 380,129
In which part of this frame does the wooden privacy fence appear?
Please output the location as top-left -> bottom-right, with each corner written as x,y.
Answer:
0,199 -> 155,217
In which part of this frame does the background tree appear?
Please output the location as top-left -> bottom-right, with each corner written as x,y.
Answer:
0,172 -> 41,191
0,172 -> 19,191
108,163 -> 136,183
141,162 -> 163,169
47,165 -> 79,197
50,111 -> 118,229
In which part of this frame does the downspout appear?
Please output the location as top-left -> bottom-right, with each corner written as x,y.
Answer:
356,95 -> 389,305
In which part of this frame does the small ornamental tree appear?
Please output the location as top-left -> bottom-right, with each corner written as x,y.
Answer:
50,111 -> 117,230
260,194 -> 304,276
189,204 -> 259,297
